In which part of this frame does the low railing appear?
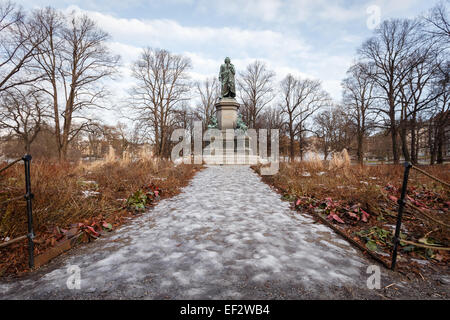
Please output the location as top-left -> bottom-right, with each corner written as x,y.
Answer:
391,162 -> 449,270
0,154 -> 35,268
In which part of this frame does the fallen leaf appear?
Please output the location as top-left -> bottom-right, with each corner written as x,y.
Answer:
388,195 -> 398,202
327,212 -> 344,223
361,209 -> 370,222
102,222 -> 112,231
366,240 -> 378,251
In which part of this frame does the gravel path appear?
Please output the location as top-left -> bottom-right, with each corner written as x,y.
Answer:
0,165 -> 447,299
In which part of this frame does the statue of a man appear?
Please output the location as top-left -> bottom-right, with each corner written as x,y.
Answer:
219,57 -> 236,98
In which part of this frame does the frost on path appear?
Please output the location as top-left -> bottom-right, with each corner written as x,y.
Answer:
0,166 -> 372,299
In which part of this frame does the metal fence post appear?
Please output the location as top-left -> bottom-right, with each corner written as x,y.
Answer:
22,154 -> 34,269
391,161 -> 412,270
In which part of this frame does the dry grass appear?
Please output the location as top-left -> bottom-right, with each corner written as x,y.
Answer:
0,158 -> 202,276
262,160 -> 448,207
254,160 -> 450,273
328,149 -> 350,171
304,151 -> 324,171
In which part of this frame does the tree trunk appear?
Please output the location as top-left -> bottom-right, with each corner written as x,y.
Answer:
24,138 -> 31,154
323,145 -> 328,161
391,125 -> 399,164
357,128 -> 364,165
410,116 -> 417,164
298,133 -> 303,161
437,125 -> 444,164
60,118 -> 71,161
399,119 -> 410,162
415,125 -> 420,163
288,114 -> 295,162
289,131 -> 294,162
52,84 -> 63,161
430,139 -> 437,165
428,121 -> 436,165
390,106 -> 399,164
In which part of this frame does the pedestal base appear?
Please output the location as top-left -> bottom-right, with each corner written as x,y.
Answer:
203,129 -> 257,165
215,98 -> 240,130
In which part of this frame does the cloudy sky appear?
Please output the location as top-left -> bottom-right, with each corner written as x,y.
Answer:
14,0 -> 440,121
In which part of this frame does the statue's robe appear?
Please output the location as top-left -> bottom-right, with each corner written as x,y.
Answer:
219,63 -> 236,98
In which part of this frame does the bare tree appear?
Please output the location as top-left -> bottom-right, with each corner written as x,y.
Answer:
238,60 -> 275,129
358,18 -> 424,164
427,61 -> 449,164
313,106 -> 353,161
397,43 -> 443,164
0,1 -> 44,93
129,48 -> 191,158
313,109 -> 333,161
116,122 -> 131,156
195,77 -> 219,130
279,74 -> 330,161
258,106 -> 284,130
33,8 -> 120,160
342,62 -> 377,164
423,2 -> 450,45
0,87 -> 48,152
421,3 -> 450,164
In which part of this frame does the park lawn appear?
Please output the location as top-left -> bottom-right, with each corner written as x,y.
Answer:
0,158 -> 202,277
253,161 -> 450,275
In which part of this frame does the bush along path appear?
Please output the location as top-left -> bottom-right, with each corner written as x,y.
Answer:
0,165 -> 448,299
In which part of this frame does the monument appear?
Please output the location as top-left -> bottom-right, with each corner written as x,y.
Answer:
204,57 -> 255,164
215,57 -> 240,130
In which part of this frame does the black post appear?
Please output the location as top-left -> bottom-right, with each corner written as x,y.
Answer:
22,154 -> 34,269
391,161 -> 412,270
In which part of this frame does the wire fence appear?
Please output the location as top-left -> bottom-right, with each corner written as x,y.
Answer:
391,162 -> 449,270
0,155 -> 35,268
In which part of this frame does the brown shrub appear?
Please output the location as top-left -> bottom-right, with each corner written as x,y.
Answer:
328,149 -> 350,171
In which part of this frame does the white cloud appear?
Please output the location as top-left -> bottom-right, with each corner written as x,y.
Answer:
197,0 -> 283,22
64,6 -> 327,89
76,5 -> 356,113
11,0 -> 438,128
59,5 -> 363,108
189,0 -> 433,24
198,0 -> 365,23
65,5 -> 311,63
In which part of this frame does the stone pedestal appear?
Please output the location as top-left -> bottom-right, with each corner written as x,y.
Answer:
203,97 -> 258,165
203,129 -> 258,165
215,98 -> 240,130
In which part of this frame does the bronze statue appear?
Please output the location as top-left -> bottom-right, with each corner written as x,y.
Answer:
219,57 -> 236,98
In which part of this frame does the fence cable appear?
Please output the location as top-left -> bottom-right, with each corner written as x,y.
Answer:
411,165 -> 450,188
0,158 -> 22,174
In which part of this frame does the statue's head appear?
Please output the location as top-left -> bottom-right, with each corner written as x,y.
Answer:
224,57 -> 231,64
